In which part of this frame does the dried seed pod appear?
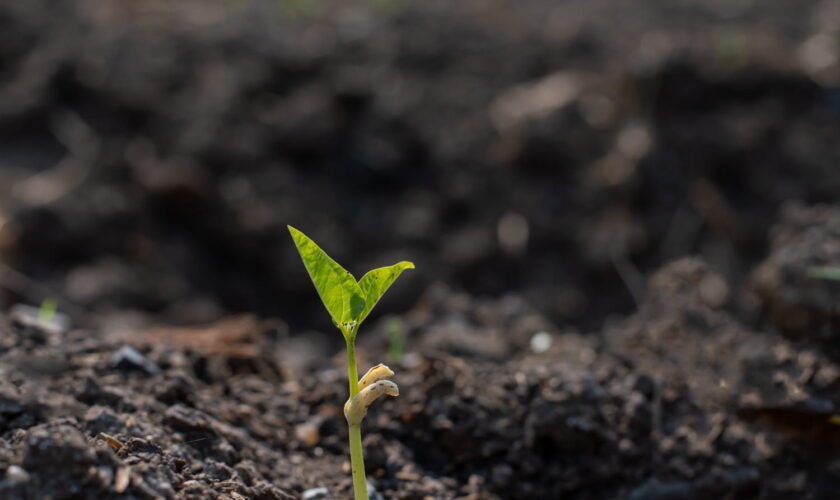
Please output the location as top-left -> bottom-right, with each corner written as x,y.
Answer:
358,364 -> 395,391
344,380 -> 399,426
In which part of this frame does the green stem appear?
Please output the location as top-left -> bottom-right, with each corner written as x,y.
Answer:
349,424 -> 367,500
346,333 -> 360,396
345,333 -> 368,500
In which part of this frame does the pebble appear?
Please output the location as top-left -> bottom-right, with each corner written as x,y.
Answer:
529,331 -> 552,353
111,346 -> 160,374
6,465 -> 30,483
302,487 -> 329,500
294,419 -> 321,447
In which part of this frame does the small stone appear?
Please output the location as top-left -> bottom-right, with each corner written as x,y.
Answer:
114,467 -> 130,493
6,465 -> 30,483
111,346 -> 160,374
179,480 -> 204,493
302,487 -> 329,500
530,331 -> 552,353
295,421 -> 320,447
368,481 -> 384,500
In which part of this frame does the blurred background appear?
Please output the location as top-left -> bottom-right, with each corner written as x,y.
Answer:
0,0 -> 839,336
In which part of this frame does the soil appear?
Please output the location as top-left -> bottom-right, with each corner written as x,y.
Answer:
1,0 -> 840,499
1,257 -> 839,499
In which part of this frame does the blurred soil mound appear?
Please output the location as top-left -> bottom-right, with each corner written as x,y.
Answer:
0,0 -> 839,334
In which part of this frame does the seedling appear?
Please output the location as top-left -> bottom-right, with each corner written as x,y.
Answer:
37,297 -> 58,324
288,226 -> 414,500
807,266 -> 840,281
385,316 -> 405,364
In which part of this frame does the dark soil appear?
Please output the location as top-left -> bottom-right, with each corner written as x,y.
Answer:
2,0 -> 839,333
1,0 -> 840,498
1,256 -> 839,499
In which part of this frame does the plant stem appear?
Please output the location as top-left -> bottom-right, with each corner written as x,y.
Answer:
348,424 -> 367,500
345,334 -> 369,500
346,332 -> 359,396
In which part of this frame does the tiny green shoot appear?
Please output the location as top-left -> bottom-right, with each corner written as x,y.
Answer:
807,266 -> 840,281
37,297 -> 58,325
288,226 -> 413,500
385,316 -> 405,364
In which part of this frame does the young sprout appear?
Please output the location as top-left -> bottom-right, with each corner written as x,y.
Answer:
37,297 -> 58,325
807,266 -> 840,281
288,226 -> 414,500
385,317 -> 405,364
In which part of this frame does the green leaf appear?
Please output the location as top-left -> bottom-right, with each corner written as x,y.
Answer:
288,226 -> 366,332
358,261 -> 414,324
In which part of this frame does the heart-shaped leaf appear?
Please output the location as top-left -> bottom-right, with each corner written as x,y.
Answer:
288,226 -> 365,334
357,261 -> 414,325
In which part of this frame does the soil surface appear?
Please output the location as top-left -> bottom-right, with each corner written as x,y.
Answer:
1,0 -> 840,499
1,256 -> 839,499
